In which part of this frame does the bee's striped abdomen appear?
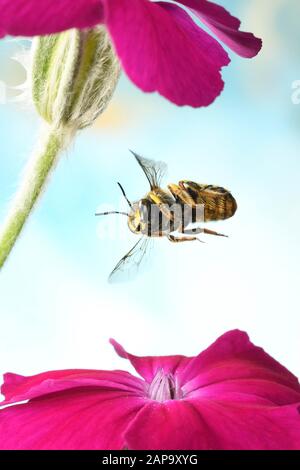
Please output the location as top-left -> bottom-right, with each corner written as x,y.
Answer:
178,181 -> 237,222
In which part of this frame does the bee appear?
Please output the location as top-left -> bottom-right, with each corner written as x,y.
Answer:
96,151 -> 237,281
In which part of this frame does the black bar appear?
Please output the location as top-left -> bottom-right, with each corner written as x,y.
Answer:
0,450 -> 299,466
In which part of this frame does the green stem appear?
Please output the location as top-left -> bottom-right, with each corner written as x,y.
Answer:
0,125 -> 70,269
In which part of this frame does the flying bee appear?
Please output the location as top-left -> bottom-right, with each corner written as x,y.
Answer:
96,151 -> 237,281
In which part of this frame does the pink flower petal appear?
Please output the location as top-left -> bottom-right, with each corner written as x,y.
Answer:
180,330 -> 300,394
0,0 -> 103,37
0,389 -> 145,450
126,400 -> 210,450
110,339 -> 191,383
111,331 -> 300,406
1,369 -> 144,405
192,379 -> 300,406
177,0 -> 262,58
188,399 -> 300,450
1,331 -> 299,450
104,0 -> 230,107
125,399 -> 300,450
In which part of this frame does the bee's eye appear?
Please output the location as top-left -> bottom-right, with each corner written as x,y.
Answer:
136,224 -> 141,232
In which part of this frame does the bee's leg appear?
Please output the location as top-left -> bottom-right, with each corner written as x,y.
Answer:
182,227 -> 228,237
168,234 -> 204,243
203,228 -> 228,238
168,184 -> 196,207
180,227 -> 204,235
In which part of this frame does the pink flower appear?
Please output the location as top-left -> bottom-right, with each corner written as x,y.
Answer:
0,330 -> 299,450
0,0 -> 262,107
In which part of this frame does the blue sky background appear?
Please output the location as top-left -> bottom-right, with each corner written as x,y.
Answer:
0,0 -> 299,380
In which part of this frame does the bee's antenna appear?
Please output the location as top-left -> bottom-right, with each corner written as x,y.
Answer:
117,182 -> 133,209
95,211 -> 129,217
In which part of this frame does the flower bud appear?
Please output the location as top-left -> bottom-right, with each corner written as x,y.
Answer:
31,26 -> 120,130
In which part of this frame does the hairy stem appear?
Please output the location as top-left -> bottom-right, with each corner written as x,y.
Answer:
0,125 -> 72,269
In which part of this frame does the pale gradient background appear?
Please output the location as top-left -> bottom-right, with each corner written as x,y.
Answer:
0,0 -> 299,382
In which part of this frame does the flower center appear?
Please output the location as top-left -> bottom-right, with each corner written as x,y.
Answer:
148,369 -> 183,402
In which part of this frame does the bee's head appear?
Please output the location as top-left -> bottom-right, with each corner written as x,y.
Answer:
127,205 -> 141,234
95,184 -> 153,235
127,199 -> 151,234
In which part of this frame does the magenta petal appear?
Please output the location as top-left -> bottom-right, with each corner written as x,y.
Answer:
0,0 -> 103,37
180,330 -> 300,395
104,0 -> 230,107
125,399 -> 300,450
177,0 -> 262,58
192,379 -> 300,407
125,400 -> 210,450
186,399 -> 300,450
110,339 -> 191,383
0,389 -> 145,450
1,369 -> 144,405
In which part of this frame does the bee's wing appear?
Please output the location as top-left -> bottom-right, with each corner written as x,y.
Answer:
130,151 -> 167,189
108,237 -> 153,283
